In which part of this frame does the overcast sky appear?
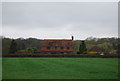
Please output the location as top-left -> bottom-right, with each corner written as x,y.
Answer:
2,2 -> 118,40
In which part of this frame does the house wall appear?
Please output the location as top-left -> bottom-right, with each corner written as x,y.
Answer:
40,40 -> 74,52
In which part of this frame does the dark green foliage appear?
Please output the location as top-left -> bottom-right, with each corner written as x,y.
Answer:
85,37 -> 118,54
27,46 -> 38,53
32,47 -> 38,52
9,40 -> 17,53
73,40 -> 81,52
117,38 -> 120,54
21,43 -> 25,50
2,38 -> 12,56
112,39 -> 118,50
79,41 -> 87,54
2,37 -> 42,56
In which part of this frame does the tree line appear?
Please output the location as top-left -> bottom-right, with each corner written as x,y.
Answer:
73,37 -> 118,54
1,36 -> 119,56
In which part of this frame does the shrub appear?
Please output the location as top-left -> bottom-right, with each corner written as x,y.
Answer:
17,50 -> 27,54
87,52 -> 99,55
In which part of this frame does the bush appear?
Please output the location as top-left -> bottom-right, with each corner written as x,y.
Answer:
17,50 -> 27,54
87,52 -> 99,55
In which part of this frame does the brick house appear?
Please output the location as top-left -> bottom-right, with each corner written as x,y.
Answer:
40,39 -> 74,54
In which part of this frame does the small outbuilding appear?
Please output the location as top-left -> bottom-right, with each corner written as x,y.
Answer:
89,46 -> 104,54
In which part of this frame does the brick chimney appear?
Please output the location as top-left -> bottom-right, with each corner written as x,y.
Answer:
72,36 -> 74,40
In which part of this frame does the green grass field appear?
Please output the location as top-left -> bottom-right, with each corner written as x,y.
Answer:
0,58 -> 2,80
2,57 -> 118,79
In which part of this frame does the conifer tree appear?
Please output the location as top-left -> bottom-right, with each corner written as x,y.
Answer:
9,40 -> 17,53
79,41 -> 87,54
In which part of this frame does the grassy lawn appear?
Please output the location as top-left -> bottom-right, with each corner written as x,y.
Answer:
2,57 -> 118,79
0,57 -> 2,79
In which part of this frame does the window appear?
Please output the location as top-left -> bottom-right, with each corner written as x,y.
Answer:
47,46 -> 50,49
67,47 -> 70,49
61,46 -> 64,49
54,46 -> 57,49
